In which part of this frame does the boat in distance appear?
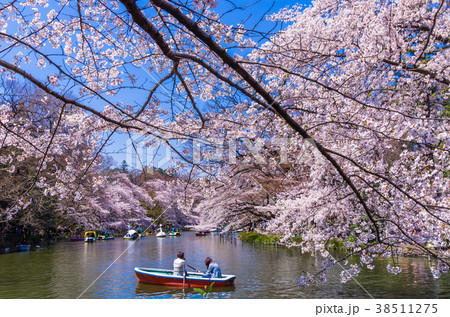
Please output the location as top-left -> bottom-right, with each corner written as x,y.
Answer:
84,231 -> 97,242
124,229 -> 139,240
16,245 -> 31,251
169,227 -> 181,237
134,267 -> 236,288
135,228 -> 144,238
97,230 -> 115,240
156,228 -> 166,237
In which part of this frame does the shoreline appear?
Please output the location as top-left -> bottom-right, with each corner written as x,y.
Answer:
237,231 -> 449,259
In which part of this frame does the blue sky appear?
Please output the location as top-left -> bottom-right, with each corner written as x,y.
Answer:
1,0 -> 312,170
103,0 -> 312,170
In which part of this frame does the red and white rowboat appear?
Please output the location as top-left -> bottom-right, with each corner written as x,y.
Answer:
134,267 -> 236,288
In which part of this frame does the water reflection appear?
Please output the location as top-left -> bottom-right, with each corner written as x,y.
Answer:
135,282 -> 235,299
156,236 -> 164,260
0,232 -> 449,298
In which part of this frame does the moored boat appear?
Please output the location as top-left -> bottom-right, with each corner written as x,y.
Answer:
195,231 -> 208,236
135,228 -> 144,238
84,231 -> 97,242
104,230 -> 115,240
169,227 -> 181,237
134,267 -> 235,288
124,229 -> 139,240
97,230 -> 115,240
156,228 -> 166,238
16,245 -> 31,251
96,230 -> 106,240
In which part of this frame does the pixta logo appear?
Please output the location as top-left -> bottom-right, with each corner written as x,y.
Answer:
125,135 -> 172,173
125,134 -> 324,173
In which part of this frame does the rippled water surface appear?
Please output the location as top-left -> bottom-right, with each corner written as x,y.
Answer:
0,232 -> 449,298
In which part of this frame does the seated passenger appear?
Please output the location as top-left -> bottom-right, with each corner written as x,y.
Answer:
173,251 -> 186,276
203,257 -> 222,278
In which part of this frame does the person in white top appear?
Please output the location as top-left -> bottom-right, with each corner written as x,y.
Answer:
173,251 -> 186,276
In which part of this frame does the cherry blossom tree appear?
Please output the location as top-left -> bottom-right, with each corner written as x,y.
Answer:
67,172 -> 155,230
0,0 -> 449,283
0,77 -> 109,232
143,177 -> 192,227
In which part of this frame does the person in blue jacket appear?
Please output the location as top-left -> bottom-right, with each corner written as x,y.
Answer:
203,257 -> 222,278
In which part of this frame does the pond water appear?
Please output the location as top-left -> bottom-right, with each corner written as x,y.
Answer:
0,232 -> 449,298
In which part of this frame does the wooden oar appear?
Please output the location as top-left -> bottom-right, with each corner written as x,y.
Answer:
187,264 -> 202,273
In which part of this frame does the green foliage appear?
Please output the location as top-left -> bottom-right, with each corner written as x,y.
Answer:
291,235 -> 303,243
193,282 -> 215,298
238,231 -> 281,244
117,160 -> 128,173
141,197 -> 164,225
238,231 -> 303,244
157,168 -> 167,175
326,238 -> 347,250
443,104 -> 450,117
